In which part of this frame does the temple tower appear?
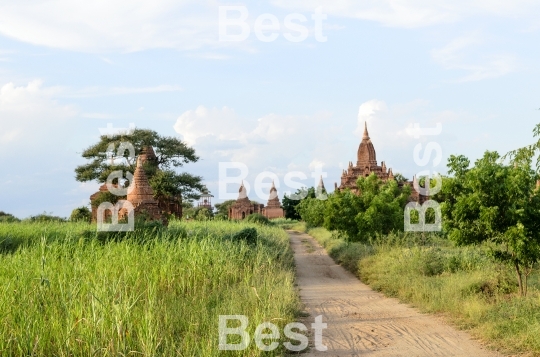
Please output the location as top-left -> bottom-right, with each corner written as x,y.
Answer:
357,122 -> 378,169
125,154 -> 163,221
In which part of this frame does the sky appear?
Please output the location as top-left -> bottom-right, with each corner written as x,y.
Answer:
0,0 -> 539,218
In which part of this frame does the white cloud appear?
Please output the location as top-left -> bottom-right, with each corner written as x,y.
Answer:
173,102 -> 483,198
0,0 -> 220,52
173,106 -> 243,146
355,99 -> 387,138
58,84 -> 182,98
0,80 -> 76,153
173,106 -> 342,180
431,35 -> 517,82
270,0 -> 540,28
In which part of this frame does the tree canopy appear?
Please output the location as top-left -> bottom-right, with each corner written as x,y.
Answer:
75,128 -> 205,202
283,187 -> 314,220
297,174 -> 410,241
439,151 -> 540,296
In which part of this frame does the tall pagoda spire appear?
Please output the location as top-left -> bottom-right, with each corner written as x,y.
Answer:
269,180 -> 278,200
238,181 -> 248,199
317,175 -> 326,191
357,121 -> 377,168
266,180 -> 280,208
363,121 -> 370,139
127,155 -> 158,206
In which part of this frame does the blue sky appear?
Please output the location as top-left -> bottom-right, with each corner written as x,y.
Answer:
1,0 -> 539,218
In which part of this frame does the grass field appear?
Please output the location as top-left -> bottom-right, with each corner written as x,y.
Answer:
0,220 -> 300,356
290,222 -> 540,356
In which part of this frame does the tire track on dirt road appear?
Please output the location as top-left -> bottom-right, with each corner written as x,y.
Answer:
290,230 -> 503,357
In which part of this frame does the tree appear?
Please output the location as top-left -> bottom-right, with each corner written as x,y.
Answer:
441,151 -> 540,296
296,188 -> 326,228
27,212 -> 66,223
393,173 -> 408,184
354,175 -> 411,241
296,196 -> 326,227
323,188 -> 363,238
75,128 -> 205,203
323,174 -> 410,241
282,187 -> 312,220
194,207 -> 213,221
214,200 -> 236,218
70,206 -> 92,223
0,211 -> 20,223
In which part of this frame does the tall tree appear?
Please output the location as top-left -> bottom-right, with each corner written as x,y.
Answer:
354,175 -> 411,241
215,200 -> 236,218
441,151 -> 540,296
282,187 -> 313,220
75,128 -> 205,202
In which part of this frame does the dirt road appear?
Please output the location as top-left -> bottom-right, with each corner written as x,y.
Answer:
289,230 -> 502,357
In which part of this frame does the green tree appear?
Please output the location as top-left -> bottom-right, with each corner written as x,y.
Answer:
26,212 -> 66,223
282,187 -> 312,220
296,187 -> 326,228
70,206 -> 91,223
355,175 -> 411,241
195,207 -> 213,221
441,151 -> 540,296
393,173 -> 408,184
0,211 -> 20,223
214,200 -> 236,218
323,189 -> 363,238
75,128 -> 205,203
323,174 -> 410,241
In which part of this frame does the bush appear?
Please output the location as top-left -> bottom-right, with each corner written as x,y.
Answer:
0,211 -> 19,223
231,227 -> 258,244
246,213 -> 270,225
195,207 -> 213,221
70,206 -> 91,223
413,248 -> 445,277
26,212 -> 66,223
214,213 -> 229,221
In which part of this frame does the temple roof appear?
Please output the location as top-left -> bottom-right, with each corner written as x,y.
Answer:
357,121 -> 377,168
238,181 -> 248,200
267,180 -> 279,202
318,175 -> 326,190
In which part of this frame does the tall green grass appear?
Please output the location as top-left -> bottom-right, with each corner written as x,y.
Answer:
0,220 -> 299,356
292,224 -> 540,356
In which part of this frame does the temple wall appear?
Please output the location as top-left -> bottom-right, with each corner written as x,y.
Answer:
264,207 -> 284,219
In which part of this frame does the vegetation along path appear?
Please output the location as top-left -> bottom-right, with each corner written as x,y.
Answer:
289,230 -> 501,357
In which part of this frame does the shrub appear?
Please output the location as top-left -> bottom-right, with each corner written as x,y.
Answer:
231,227 -> 258,244
246,213 -> 270,225
214,213 -> 228,221
0,211 -> 19,223
70,206 -> 91,223
26,212 -> 66,223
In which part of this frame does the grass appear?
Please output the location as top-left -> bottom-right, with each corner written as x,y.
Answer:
0,220 -> 300,356
291,223 -> 540,356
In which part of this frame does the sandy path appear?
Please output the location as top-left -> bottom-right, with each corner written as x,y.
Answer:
289,230 -> 502,357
